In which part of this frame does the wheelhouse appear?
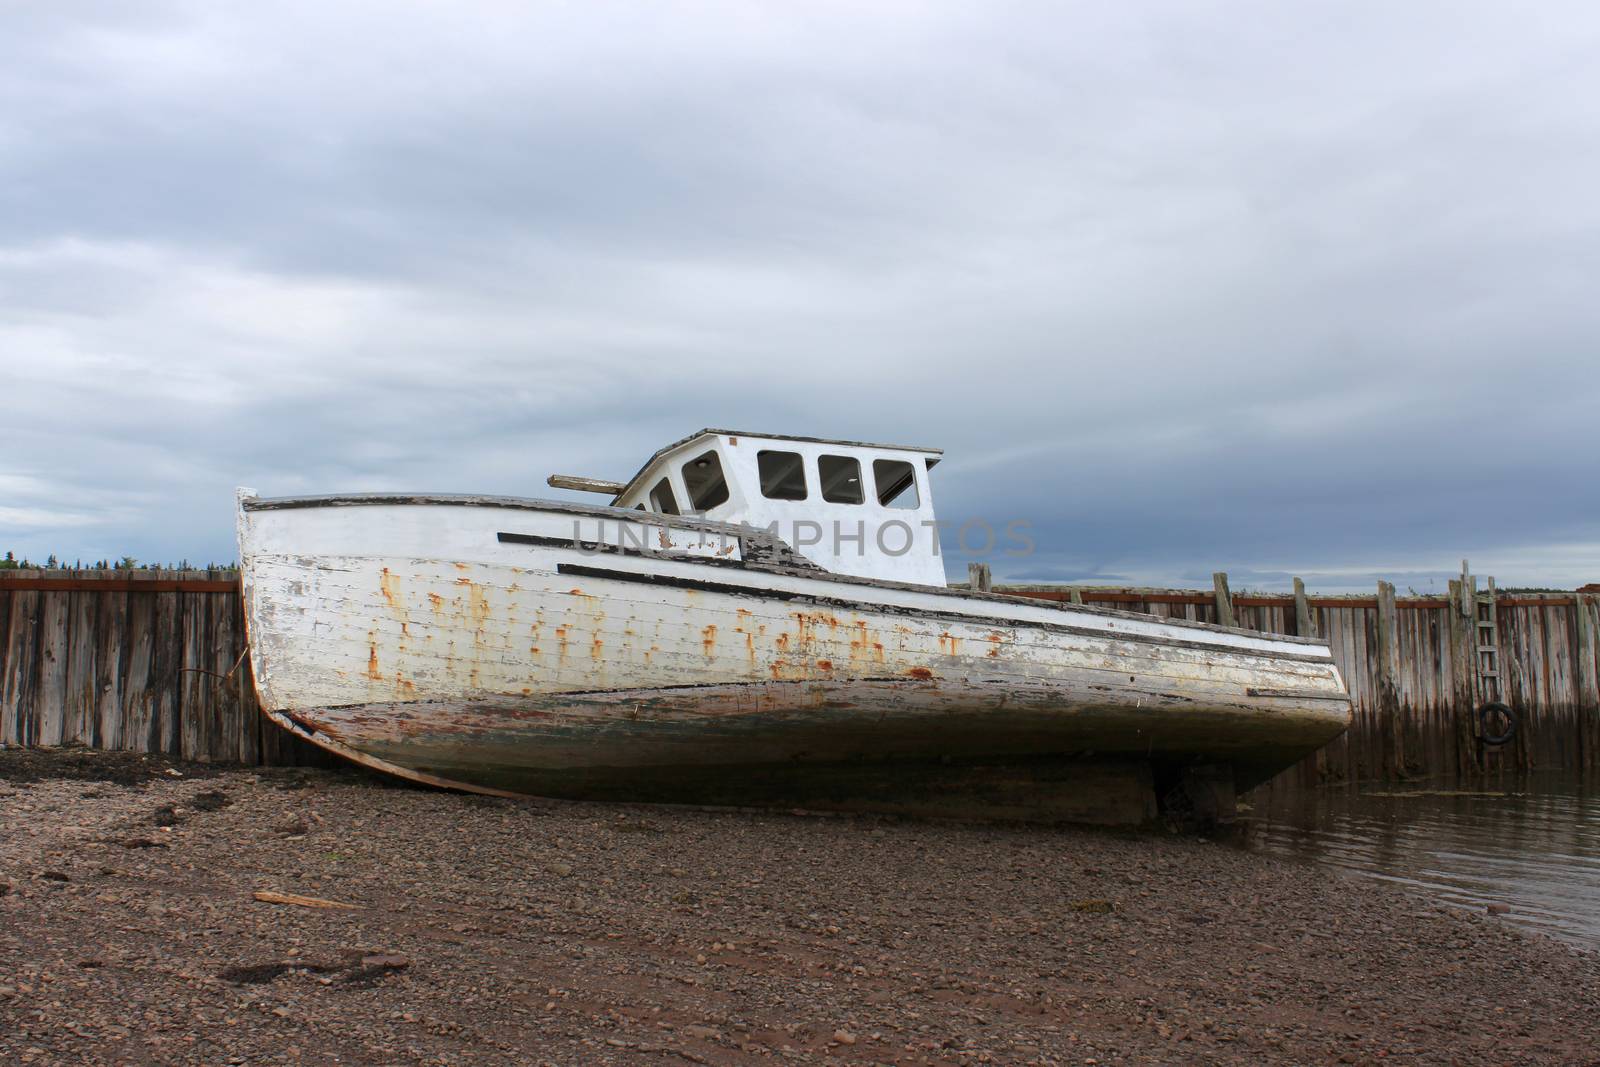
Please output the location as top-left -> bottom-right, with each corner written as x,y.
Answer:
605,430 -> 945,586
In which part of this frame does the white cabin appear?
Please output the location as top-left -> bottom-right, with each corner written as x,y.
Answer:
601,430 -> 945,586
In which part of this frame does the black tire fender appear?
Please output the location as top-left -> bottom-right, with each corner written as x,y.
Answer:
1478,701 -> 1517,746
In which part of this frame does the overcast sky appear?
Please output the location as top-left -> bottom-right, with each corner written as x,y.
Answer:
3,2 -> 1598,591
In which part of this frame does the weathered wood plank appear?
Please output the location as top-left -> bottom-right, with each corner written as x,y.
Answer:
122,591 -> 156,750
35,592 -> 69,746
1293,578 -> 1314,639
211,592 -> 242,762
1376,581 -> 1403,778
180,592 -> 210,760
0,588 -> 9,707
63,590 -> 98,745
546,474 -> 626,495
1,590 -> 40,745
1586,597 -> 1600,769
1447,579 -> 1477,775
967,563 -> 992,593
1576,595 -> 1598,769
237,644 -> 262,766
1212,572 -> 1235,628
95,589 -> 128,750
151,590 -> 182,755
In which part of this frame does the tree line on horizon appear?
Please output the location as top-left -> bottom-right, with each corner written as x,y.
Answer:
1,551 -> 237,572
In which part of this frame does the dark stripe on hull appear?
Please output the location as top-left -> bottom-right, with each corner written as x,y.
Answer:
496,531 -> 751,568
554,563 -> 1338,665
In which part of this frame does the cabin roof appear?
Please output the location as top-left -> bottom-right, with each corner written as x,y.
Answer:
612,428 -> 943,504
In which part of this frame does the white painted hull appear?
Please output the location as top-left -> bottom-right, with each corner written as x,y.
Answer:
237,493 -> 1351,812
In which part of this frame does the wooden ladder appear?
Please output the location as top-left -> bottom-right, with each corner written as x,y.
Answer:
1475,575 -> 1505,706
1470,568 -> 1520,767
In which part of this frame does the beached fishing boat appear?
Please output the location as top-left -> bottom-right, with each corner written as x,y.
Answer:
236,429 -> 1350,824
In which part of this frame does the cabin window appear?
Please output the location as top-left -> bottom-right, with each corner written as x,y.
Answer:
682,450 -> 730,511
758,450 -> 808,500
649,477 -> 681,515
873,459 -> 920,509
818,454 -> 863,504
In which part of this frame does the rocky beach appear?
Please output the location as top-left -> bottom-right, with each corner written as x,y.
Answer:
2,749 -> 1598,1066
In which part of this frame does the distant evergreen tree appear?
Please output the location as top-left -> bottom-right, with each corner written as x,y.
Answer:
0,551 -> 233,571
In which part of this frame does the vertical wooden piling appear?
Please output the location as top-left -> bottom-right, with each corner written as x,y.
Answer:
95,588 -> 128,750
1577,594 -> 1599,769
1,590 -> 39,745
152,588 -> 181,755
1068,588 -> 1084,605
1213,572 -> 1235,628
36,592 -> 68,747
1286,576 -> 1329,781
1375,581 -> 1404,778
1293,578 -> 1315,639
211,593 -> 243,763
1448,576 -> 1481,776
63,590 -> 97,746
967,563 -> 992,593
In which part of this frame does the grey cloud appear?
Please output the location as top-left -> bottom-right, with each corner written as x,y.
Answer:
2,2 -> 1598,589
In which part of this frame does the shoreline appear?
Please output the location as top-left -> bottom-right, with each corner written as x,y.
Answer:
3,750 -> 1598,1065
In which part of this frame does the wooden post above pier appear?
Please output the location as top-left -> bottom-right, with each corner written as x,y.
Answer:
1213,572 -> 1235,628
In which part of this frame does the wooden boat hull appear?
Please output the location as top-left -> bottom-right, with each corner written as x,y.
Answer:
237,493 -> 1351,822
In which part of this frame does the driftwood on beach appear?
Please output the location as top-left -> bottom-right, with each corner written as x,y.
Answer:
1,568 -> 1596,787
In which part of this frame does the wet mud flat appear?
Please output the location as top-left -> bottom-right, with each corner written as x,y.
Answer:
3,750 -> 1599,1066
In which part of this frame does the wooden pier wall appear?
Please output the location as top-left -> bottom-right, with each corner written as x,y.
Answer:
0,571 -> 333,767
1001,578 -> 1600,784
2,569 -> 1596,785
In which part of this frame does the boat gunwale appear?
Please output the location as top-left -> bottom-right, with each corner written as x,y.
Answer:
240,491 -> 1335,649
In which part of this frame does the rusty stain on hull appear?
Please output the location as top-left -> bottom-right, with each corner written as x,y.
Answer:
379,568 -> 399,607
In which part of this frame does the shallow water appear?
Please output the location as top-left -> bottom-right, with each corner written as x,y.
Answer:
1244,775 -> 1600,950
